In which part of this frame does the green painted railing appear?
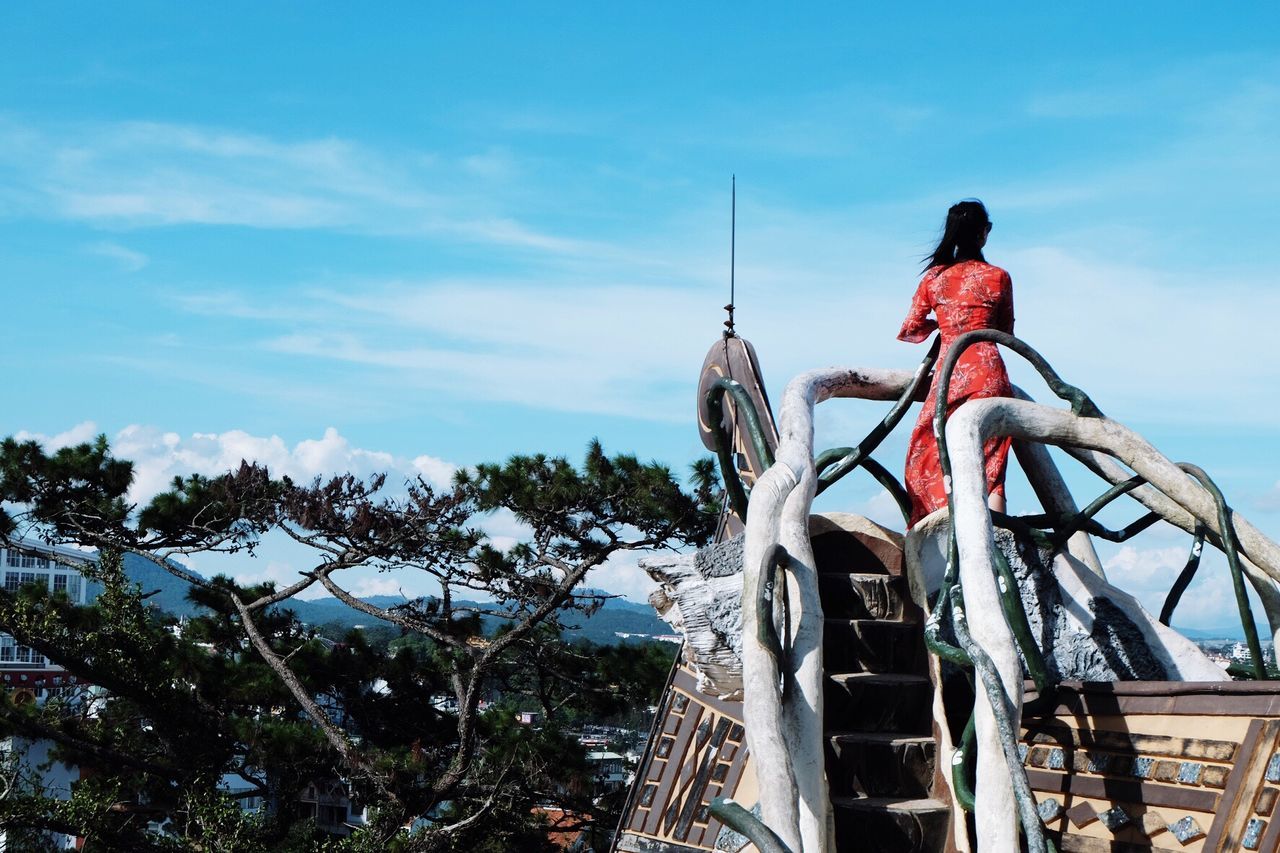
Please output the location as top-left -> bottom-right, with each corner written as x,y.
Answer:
709,798 -> 794,853
704,376 -> 776,522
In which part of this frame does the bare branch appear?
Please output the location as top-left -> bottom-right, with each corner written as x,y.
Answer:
229,591 -> 395,802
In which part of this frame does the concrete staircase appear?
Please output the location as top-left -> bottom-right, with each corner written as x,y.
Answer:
815,530 -> 952,852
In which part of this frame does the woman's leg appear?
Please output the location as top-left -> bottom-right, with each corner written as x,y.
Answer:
987,492 -> 1006,514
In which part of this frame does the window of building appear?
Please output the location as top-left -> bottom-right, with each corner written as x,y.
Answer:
16,645 -> 44,666
4,572 -> 48,592
5,551 -> 47,569
317,804 -> 347,827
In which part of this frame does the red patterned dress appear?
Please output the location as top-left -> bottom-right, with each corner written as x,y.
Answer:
898,260 -> 1015,527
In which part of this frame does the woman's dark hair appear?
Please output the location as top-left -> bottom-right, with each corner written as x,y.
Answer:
924,199 -> 991,270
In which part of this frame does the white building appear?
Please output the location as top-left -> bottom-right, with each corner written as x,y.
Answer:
0,541 -> 94,696
586,751 -> 627,794
0,540 -> 96,852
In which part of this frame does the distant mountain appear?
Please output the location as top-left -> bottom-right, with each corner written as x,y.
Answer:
113,558 -> 673,646
288,594 -> 673,646
1173,625 -> 1250,642
123,552 -> 208,618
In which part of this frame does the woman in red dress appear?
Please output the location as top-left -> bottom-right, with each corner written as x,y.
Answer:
898,200 -> 1013,527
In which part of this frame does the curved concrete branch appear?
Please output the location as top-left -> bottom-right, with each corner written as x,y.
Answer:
946,397 -> 1280,851
742,366 -> 915,852
1062,446 -> 1280,645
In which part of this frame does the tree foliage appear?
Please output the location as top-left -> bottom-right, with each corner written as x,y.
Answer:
0,436 -> 715,850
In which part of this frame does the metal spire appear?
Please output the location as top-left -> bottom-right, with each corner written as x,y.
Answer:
724,174 -> 737,337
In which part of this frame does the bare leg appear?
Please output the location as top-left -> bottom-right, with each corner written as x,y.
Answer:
988,492 -> 1006,514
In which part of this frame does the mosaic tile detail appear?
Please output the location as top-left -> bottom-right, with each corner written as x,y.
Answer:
1087,752 -> 1111,773
1258,787 -> 1278,817
1268,753 -> 1280,784
1131,756 -> 1155,779
1017,743 -> 1028,762
1168,815 -> 1206,844
1027,746 -> 1048,768
1047,747 -> 1065,770
1203,764 -> 1229,788
1177,761 -> 1203,784
1140,811 -> 1169,837
1243,817 -> 1266,850
1036,797 -> 1063,823
1098,806 -> 1131,832
1066,802 -> 1098,828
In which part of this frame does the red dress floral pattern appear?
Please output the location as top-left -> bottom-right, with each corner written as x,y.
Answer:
898,260 -> 1015,527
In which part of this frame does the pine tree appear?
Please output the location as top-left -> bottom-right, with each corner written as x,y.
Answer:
0,436 -> 715,851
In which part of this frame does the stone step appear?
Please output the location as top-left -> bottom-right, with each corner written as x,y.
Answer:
823,618 -> 925,675
831,796 -> 950,853
818,572 -> 912,621
826,732 -> 936,799
825,673 -> 933,734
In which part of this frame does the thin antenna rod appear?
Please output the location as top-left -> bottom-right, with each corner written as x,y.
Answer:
725,175 -> 736,337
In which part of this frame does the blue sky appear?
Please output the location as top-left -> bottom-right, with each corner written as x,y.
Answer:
4,5 -> 1280,628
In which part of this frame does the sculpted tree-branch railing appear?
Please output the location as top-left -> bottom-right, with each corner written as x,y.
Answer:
740,365 -> 920,852
944,396 -> 1280,850
931,331 -> 1280,852
704,329 -> 1280,853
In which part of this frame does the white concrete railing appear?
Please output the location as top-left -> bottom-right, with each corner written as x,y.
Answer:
741,366 -> 912,853
946,397 -> 1280,852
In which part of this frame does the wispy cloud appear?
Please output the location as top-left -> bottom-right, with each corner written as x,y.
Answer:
84,240 -> 149,271
0,117 -> 589,254
161,214 -> 1280,430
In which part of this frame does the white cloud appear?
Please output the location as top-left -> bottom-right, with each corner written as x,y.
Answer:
1003,246 -> 1280,426
585,550 -> 662,606
14,420 -> 100,451
172,219 -> 1280,431
859,489 -> 909,530
0,117 -> 582,253
230,559 -> 305,591
1102,541 -> 1267,633
345,576 -> 411,598
14,423 -> 464,601
84,240 -> 149,272
15,422 -> 456,506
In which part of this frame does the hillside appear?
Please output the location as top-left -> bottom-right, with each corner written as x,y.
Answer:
287,593 -> 674,646
115,555 -> 673,645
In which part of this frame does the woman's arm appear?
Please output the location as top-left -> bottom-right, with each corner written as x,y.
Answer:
996,270 -> 1015,334
897,273 -> 938,342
